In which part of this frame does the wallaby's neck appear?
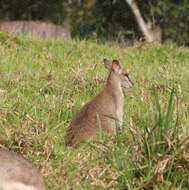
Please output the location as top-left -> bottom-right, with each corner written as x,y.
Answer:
106,71 -> 123,96
105,71 -> 124,126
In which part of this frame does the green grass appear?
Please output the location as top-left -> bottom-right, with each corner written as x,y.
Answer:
0,32 -> 189,189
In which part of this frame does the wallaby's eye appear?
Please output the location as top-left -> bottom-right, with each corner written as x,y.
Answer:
124,73 -> 129,77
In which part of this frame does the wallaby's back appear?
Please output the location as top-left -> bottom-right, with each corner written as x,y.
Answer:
0,150 -> 46,190
65,88 -> 116,146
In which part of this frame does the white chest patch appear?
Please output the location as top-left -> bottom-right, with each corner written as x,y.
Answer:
116,85 -> 124,128
116,103 -> 123,127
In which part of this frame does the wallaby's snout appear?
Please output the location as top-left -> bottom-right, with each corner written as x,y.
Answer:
103,58 -> 108,63
121,72 -> 134,89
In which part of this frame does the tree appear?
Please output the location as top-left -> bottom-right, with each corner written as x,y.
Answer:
126,0 -> 154,42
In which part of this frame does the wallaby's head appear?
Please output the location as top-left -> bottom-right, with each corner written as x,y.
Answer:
103,58 -> 134,88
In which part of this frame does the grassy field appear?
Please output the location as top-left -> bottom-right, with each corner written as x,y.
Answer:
0,32 -> 189,190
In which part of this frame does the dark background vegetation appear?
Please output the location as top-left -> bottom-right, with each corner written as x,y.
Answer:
0,0 -> 189,45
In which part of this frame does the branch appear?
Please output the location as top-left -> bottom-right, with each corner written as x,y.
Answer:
126,0 -> 154,42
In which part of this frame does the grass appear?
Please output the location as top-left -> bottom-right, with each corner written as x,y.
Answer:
0,32 -> 189,189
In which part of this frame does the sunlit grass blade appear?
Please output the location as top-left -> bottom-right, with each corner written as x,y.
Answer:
164,88 -> 175,129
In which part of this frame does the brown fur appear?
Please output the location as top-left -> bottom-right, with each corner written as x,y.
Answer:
0,149 -> 46,190
65,59 -> 133,147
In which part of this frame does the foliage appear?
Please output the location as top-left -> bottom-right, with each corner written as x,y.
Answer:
0,0 -> 189,45
145,0 -> 189,46
70,0 -> 139,42
0,33 -> 189,189
0,0 -> 65,24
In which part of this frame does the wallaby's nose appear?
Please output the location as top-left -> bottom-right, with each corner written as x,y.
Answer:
103,58 -> 108,63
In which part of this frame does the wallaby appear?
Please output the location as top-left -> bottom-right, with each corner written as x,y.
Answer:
0,149 -> 46,190
65,58 -> 134,147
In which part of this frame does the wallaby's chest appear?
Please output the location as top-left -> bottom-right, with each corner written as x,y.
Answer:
115,91 -> 124,126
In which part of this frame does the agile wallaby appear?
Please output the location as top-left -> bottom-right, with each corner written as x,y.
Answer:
65,59 -> 134,147
0,149 -> 46,190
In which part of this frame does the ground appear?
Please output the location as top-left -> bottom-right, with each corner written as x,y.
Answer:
0,33 -> 189,189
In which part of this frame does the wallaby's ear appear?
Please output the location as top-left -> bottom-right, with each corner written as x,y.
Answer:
112,59 -> 121,73
102,58 -> 112,70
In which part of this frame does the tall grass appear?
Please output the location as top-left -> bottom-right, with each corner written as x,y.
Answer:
93,87 -> 189,189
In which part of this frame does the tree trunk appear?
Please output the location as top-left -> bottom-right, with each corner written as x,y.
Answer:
126,0 -> 154,42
